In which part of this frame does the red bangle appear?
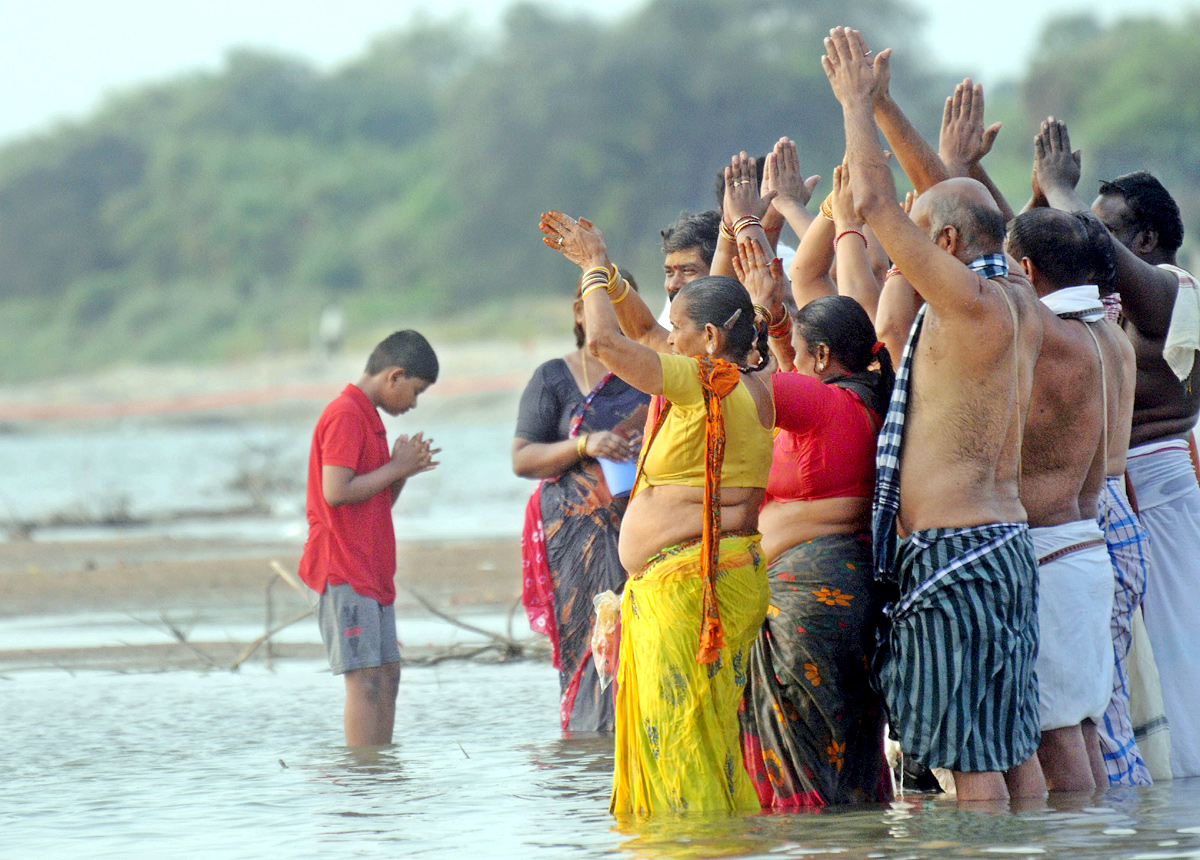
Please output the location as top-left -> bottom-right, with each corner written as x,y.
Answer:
885,265 -> 902,281
833,229 -> 867,253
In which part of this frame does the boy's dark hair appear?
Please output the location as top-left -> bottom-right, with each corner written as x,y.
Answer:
1098,171 -> 1184,254
365,330 -> 439,381
661,210 -> 721,265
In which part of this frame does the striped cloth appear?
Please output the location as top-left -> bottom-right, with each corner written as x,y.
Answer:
874,523 -> 1041,772
1095,476 -> 1152,786
871,304 -> 926,580
872,254 -> 1009,581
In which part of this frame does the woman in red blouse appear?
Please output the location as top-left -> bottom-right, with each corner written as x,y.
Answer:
741,294 -> 897,808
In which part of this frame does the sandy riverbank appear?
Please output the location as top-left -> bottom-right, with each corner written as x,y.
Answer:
0,535 -> 522,616
0,535 -> 528,671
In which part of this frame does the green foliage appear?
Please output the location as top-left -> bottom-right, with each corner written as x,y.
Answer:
977,13 -> 1200,257
0,0 -> 952,381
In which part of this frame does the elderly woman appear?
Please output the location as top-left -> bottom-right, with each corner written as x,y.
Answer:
540,209 -> 775,817
513,277 -> 649,734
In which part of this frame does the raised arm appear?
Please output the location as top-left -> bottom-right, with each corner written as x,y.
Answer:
607,274 -> 669,352
868,47 -> 950,194
540,211 -> 664,393
712,152 -> 777,279
762,136 -> 821,247
824,28 -> 985,315
829,160 -> 882,321
539,211 -> 669,353
733,231 -> 795,371
1035,118 -> 1179,337
938,79 -> 1014,222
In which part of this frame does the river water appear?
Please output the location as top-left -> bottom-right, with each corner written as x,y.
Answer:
5,659 -> 1200,859
5,400 -> 1200,857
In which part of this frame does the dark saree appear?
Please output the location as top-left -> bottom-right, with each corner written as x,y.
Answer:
517,358 -> 649,733
740,532 -> 892,807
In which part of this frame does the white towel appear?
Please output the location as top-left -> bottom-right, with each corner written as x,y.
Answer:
1160,264 -> 1200,382
1040,284 -> 1105,322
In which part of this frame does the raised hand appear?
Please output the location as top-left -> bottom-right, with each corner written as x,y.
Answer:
732,232 -> 787,308
724,151 -> 776,223
822,27 -> 889,108
1034,117 -> 1082,197
830,161 -> 864,231
539,210 -> 610,270
939,78 -> 1001,171
762,137 -> 821,210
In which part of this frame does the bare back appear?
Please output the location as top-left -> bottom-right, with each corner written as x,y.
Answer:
898,272 -> 1043,534
1020,307 -> 1105,527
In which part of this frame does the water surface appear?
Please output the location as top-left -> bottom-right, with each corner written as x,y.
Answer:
5,661 -> 1200,859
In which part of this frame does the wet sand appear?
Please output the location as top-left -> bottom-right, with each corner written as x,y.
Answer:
0,536 -> 526,671
0,535 -> 522,616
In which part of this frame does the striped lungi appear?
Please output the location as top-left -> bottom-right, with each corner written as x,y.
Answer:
1095,475 -> 1153,786
874,522 -> 1041,772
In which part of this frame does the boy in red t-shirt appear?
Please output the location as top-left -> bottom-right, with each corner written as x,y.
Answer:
299,330 -> 440,746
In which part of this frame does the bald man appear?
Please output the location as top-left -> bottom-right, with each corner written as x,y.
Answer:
824,28 -> 1046,802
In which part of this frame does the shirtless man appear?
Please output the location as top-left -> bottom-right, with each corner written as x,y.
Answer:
823,28 -> 1046,802
1006,208 -> 1133,791
1035,119 -> 1200,780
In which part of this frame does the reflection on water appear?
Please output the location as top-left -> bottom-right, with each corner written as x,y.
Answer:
4,660 -> 1200,858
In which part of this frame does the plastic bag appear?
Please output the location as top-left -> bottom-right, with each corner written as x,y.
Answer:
591,590 -> 621,691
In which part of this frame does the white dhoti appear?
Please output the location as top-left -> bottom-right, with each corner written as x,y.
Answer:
1127,438 -> 1200,778
1030,519 -> 1115,730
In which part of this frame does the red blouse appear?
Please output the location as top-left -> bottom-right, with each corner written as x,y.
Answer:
765,371 -> 880,504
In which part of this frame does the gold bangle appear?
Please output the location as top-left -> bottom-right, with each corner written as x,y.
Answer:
576,434 -> 589,457
581,284 -> 607,300
820,193 -> 834,221
610,280 -> 631,304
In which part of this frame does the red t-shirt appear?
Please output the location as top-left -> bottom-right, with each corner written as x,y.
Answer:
298,384 -> 397,605
766,371 -> 879,504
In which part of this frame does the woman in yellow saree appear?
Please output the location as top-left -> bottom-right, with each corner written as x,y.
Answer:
540,210 -> 774,817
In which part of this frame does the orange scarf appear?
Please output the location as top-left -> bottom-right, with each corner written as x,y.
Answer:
632,356 -> 741,663
695,356 -> 740,663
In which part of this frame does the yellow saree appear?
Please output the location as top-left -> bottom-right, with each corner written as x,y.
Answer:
610,533 -> 769,817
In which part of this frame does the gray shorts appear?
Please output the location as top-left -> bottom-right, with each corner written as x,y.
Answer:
317,583 -> 400,674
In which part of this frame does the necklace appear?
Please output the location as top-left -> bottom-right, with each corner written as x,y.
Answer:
580,347 -> 590,391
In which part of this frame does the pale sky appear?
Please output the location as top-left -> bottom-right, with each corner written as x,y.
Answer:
0,0 -> 1195,143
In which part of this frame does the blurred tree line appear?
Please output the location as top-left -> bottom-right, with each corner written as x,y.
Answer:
0,0 -> 1195,379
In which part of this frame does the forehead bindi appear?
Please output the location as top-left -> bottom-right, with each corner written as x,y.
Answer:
664,249 -> 707,273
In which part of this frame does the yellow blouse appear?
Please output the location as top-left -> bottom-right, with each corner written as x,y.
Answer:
639,353 -> 773,489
